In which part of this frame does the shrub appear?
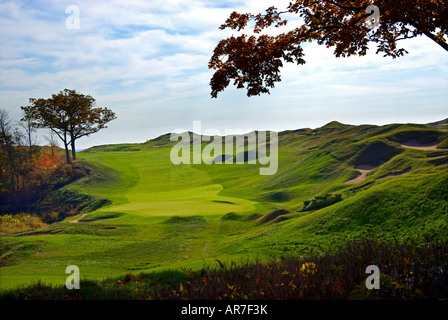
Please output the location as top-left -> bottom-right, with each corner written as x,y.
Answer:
302,194 -> 342,211
0,213 -> 47,235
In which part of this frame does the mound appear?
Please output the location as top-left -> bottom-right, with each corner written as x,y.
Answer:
389,130 -> 440,145
320,121 -> 349,129
399,139 -> 438,150
162,215 -> 206,224
427,118 -> 448,127
221,212 -> 263,221
260,191 -> 293,203
255,209 -> 289,225
221,212 -> 241,221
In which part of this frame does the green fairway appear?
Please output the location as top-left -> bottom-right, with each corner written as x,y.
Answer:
1,122 -> 447,290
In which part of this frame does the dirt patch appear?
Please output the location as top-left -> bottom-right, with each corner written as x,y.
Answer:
400,139 -> 438,150
345,164 -> 378,184
345,169 -> 374,184
70,214 -> 89,224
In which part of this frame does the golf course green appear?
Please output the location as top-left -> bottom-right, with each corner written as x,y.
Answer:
1,121 -> 447,291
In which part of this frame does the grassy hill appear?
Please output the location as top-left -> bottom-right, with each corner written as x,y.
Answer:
0,120 -> 447,294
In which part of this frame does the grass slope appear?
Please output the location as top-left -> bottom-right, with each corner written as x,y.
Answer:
0,121 -> 447,291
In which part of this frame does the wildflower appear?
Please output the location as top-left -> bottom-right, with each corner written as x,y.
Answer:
289,280 -> 297,290
300,262 -> 317,275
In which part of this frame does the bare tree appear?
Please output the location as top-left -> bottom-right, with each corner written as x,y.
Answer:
19,110 -> 37,153
44,130 -> 59,157
0,108 -> 17,200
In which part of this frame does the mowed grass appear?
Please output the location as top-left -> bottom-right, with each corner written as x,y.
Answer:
1,124 -> 447,291
0,145 -> 265,289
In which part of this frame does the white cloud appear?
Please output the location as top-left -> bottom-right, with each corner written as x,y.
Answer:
0,0 -> 447,149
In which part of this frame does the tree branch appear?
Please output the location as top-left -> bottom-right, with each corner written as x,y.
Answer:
423,31 -> 448,52
320,0 -> 365,12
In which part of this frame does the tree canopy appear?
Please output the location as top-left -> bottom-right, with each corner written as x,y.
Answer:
22,89 -> 116,163
209,0 -> 448,97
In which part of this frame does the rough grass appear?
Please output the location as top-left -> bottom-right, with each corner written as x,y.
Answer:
2,238 -> 446,300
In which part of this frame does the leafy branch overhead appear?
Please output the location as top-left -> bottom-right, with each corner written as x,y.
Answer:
209,0 -> 448,97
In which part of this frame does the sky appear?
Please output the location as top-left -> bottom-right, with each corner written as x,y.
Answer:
0,0 -> 447,149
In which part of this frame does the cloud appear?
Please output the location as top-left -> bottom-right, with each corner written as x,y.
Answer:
0,0 -> 447,149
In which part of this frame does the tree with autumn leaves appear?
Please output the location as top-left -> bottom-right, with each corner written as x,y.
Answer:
22,89 -> 116,164
1,90 -> 116,212
209,0 -> 448,97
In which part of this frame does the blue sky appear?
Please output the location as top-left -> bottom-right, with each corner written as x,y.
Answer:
0,0 -> 447,149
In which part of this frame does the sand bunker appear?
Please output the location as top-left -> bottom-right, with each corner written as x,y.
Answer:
400,139 -> 438,150
345,164 -> 378,184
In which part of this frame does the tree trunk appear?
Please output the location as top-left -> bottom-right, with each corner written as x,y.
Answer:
71,139 -> 77,161
65,143 -> 71,164
64,132 -> 71,164
28,128 -> 32,153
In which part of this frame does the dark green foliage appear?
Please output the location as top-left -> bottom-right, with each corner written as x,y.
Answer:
38,189 -> 111,222
302,194 -> 342,212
